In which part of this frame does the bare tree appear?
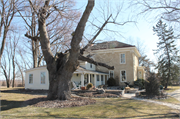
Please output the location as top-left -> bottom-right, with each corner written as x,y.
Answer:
17,0 -> 80,68
0,0 -> 19,64
1,43 -> 12,88
10,34 -> 19,87
131,0 -> 180,37
26,0 -> 131,100
15,61 -> 25,86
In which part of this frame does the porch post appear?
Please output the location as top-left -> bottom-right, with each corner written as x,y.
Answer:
103,75 -> 105,85
88,73 -> 90,83
94,74 -> 96,88
81,74 -> 84,87
99,75 -> 101,85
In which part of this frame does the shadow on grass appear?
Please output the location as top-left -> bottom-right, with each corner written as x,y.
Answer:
1,88 -> 48,95
1,97 -> 47,111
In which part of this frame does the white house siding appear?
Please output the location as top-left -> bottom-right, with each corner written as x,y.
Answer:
85,62 -> 96,71
71,74 -> 81,84
25,67 -> 49,90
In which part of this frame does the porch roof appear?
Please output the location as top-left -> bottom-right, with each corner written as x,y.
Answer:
74,66 -> 108,75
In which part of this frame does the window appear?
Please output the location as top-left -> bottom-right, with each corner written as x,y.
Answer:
138,71 -> 142,79
120,54 -> 126,64
109,70 -> 114,78
29,74 -> 33,84
97,75 -> 99,81
90,63 -> 92,68
101,75 -> 103,81
41,72 -> 46,84
120,70 -> 126,82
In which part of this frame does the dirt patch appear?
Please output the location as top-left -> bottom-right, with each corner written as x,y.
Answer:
25,96 -> 96,108
77,92 -> 121,98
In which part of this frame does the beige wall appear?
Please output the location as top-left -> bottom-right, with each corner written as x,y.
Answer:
133,54 -> 139,81
93,50 -> 138,86
138,68 -> 146,80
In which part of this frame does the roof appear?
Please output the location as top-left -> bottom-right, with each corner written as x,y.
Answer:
90,41 -> 135,50
25,65 -> 108,75
74,66 -> 108,75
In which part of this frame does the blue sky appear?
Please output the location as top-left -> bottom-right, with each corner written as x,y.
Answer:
75,0 -> 160,67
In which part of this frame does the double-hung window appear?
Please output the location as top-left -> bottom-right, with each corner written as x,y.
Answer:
120,53 -> 126,64
29,74 -> 33,84
41,72 -> 46,84
120,70 -> 126,82
109,70 -> 114,78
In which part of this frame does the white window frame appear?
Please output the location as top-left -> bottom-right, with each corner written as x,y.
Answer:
40,72 -> 46,84
29,74 -> 33,84
120,70 -> 127,82
109,70 -> 114,78
120,53 -> 126,64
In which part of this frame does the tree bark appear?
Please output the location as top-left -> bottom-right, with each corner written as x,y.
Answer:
12,55 -> 15,87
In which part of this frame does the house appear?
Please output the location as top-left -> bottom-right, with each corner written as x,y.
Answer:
25,41 -> 145,90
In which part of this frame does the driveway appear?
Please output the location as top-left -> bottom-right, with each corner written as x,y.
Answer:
123,89 -> 180,110
168,88 -> 180,101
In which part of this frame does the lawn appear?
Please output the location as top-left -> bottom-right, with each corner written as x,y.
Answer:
1,87 -> 180,118
164,85 -> 180,93
153,96 -> 180,105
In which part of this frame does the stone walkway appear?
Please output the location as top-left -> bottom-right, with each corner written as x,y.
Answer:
123,89 -> 180,110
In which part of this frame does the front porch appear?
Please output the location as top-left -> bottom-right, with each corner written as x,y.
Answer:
71,66 -> 109,88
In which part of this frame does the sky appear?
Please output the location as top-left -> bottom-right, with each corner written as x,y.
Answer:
75,0 -> 160,70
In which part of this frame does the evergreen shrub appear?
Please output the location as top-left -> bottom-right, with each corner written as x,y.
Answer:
107,77 -> 116,86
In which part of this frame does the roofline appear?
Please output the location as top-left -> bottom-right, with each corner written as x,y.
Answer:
24,66 -> 46,72
86,47 -> 141,57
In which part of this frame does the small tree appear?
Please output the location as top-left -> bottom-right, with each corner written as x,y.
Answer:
145,73 -> 159,96
107,77 -> 116,86
153,20 -> 179,89
134,79 -> 145,89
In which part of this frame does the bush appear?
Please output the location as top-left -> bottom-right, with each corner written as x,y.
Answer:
86,83 -> 93,89
107,77 -> 116,86
145,73 -> 159,96
1,81 -> 6,86
129,85 -> 134,88
159,85 -> 163,90
134,79 -> 145,89
121,87 -> 125,90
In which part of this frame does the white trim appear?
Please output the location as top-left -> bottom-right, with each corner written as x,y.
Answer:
40,72 -> 46,84
120,53 -> 126,64
120,70 -> 127,82
109,70 -> 114,78
24,66 -> 46,72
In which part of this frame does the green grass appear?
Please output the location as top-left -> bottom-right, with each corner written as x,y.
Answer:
164,86 -> 180,93
1,87 -> 180,118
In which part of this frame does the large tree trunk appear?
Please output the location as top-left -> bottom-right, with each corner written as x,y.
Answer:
47,71 -> 59,100
57,68 -> 74,100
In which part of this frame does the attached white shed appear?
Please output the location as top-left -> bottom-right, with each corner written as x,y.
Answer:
25,66 -> 49,90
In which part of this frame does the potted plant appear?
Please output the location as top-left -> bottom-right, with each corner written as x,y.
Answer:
81,86 -> 86,90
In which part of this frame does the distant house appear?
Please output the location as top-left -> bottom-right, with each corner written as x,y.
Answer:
25,41 -> 145,90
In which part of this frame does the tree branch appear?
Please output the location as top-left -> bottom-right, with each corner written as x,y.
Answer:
78,55 -> 114,70
80,14 -> 112,54
25,33 -> 40,41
